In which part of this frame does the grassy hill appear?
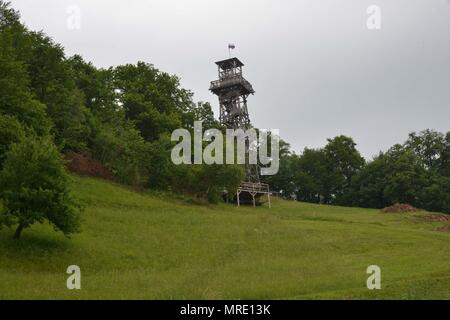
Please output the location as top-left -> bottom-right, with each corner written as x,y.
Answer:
0,176 -> 449,299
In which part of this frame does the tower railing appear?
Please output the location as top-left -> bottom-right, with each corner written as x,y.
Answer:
239,182 -> 269,192
210,75 -> 254,93
237,182 -> 271,208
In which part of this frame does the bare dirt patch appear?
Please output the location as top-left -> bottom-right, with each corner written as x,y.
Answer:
422,214 -> 450,222
382,203 -> 419,213
64,151 -> 113,180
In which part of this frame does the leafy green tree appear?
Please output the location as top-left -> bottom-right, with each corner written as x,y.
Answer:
67,55 -> 117,116
324,135 -> 365,204
1,1 -> 93,150
292,148 -> 330,203
1,6 -> 91,150
114,62 -> 193,141
0,31 -> 51,135
0,1 -> 20,27
405,129 -> 446,170
24,33 -> 92,150
0,137 -> 81,239
182,101 -> 220,130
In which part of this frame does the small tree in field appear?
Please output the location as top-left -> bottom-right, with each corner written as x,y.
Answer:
0,137 -> 81,239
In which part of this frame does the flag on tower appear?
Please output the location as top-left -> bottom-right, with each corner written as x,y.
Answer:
228,44 -> 235,50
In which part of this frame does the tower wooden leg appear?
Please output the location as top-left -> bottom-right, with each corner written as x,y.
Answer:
237,190 -> 240,207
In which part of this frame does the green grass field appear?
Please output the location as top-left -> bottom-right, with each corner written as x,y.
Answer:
0,176 -> 449,299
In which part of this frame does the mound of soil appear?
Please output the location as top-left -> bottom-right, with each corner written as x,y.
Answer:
422,214 -> 450,222
382,203 -> 419,213
64,151 -> 113,180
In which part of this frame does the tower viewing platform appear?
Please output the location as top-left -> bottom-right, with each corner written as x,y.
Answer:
209,57 -> 255,95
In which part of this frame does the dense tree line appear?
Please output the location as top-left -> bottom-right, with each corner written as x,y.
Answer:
263,130 -> 450,214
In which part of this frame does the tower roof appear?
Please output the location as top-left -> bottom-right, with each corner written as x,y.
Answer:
215,57 -> 244,70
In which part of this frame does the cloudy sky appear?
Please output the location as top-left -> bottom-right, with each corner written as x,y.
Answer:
10,0 -> 450,159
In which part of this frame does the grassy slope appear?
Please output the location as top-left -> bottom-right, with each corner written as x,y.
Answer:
0,176 -> 449,299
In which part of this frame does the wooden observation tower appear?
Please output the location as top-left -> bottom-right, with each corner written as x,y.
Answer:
210,56 -> 271,207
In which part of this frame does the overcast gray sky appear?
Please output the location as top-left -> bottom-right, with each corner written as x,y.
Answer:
10,0 -> 450,159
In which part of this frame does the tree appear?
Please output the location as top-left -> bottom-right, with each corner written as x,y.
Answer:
113,62 -> 198,142
292,148 -> 329,203
0,137 -> 81,239
181,101 -> 220,130
67,55 -> 117,116
0,31 -> 51,136
405,129 -> 446,170
0,2 -> 53,136
323,135 -> 365,204
0,1 -> 20,28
